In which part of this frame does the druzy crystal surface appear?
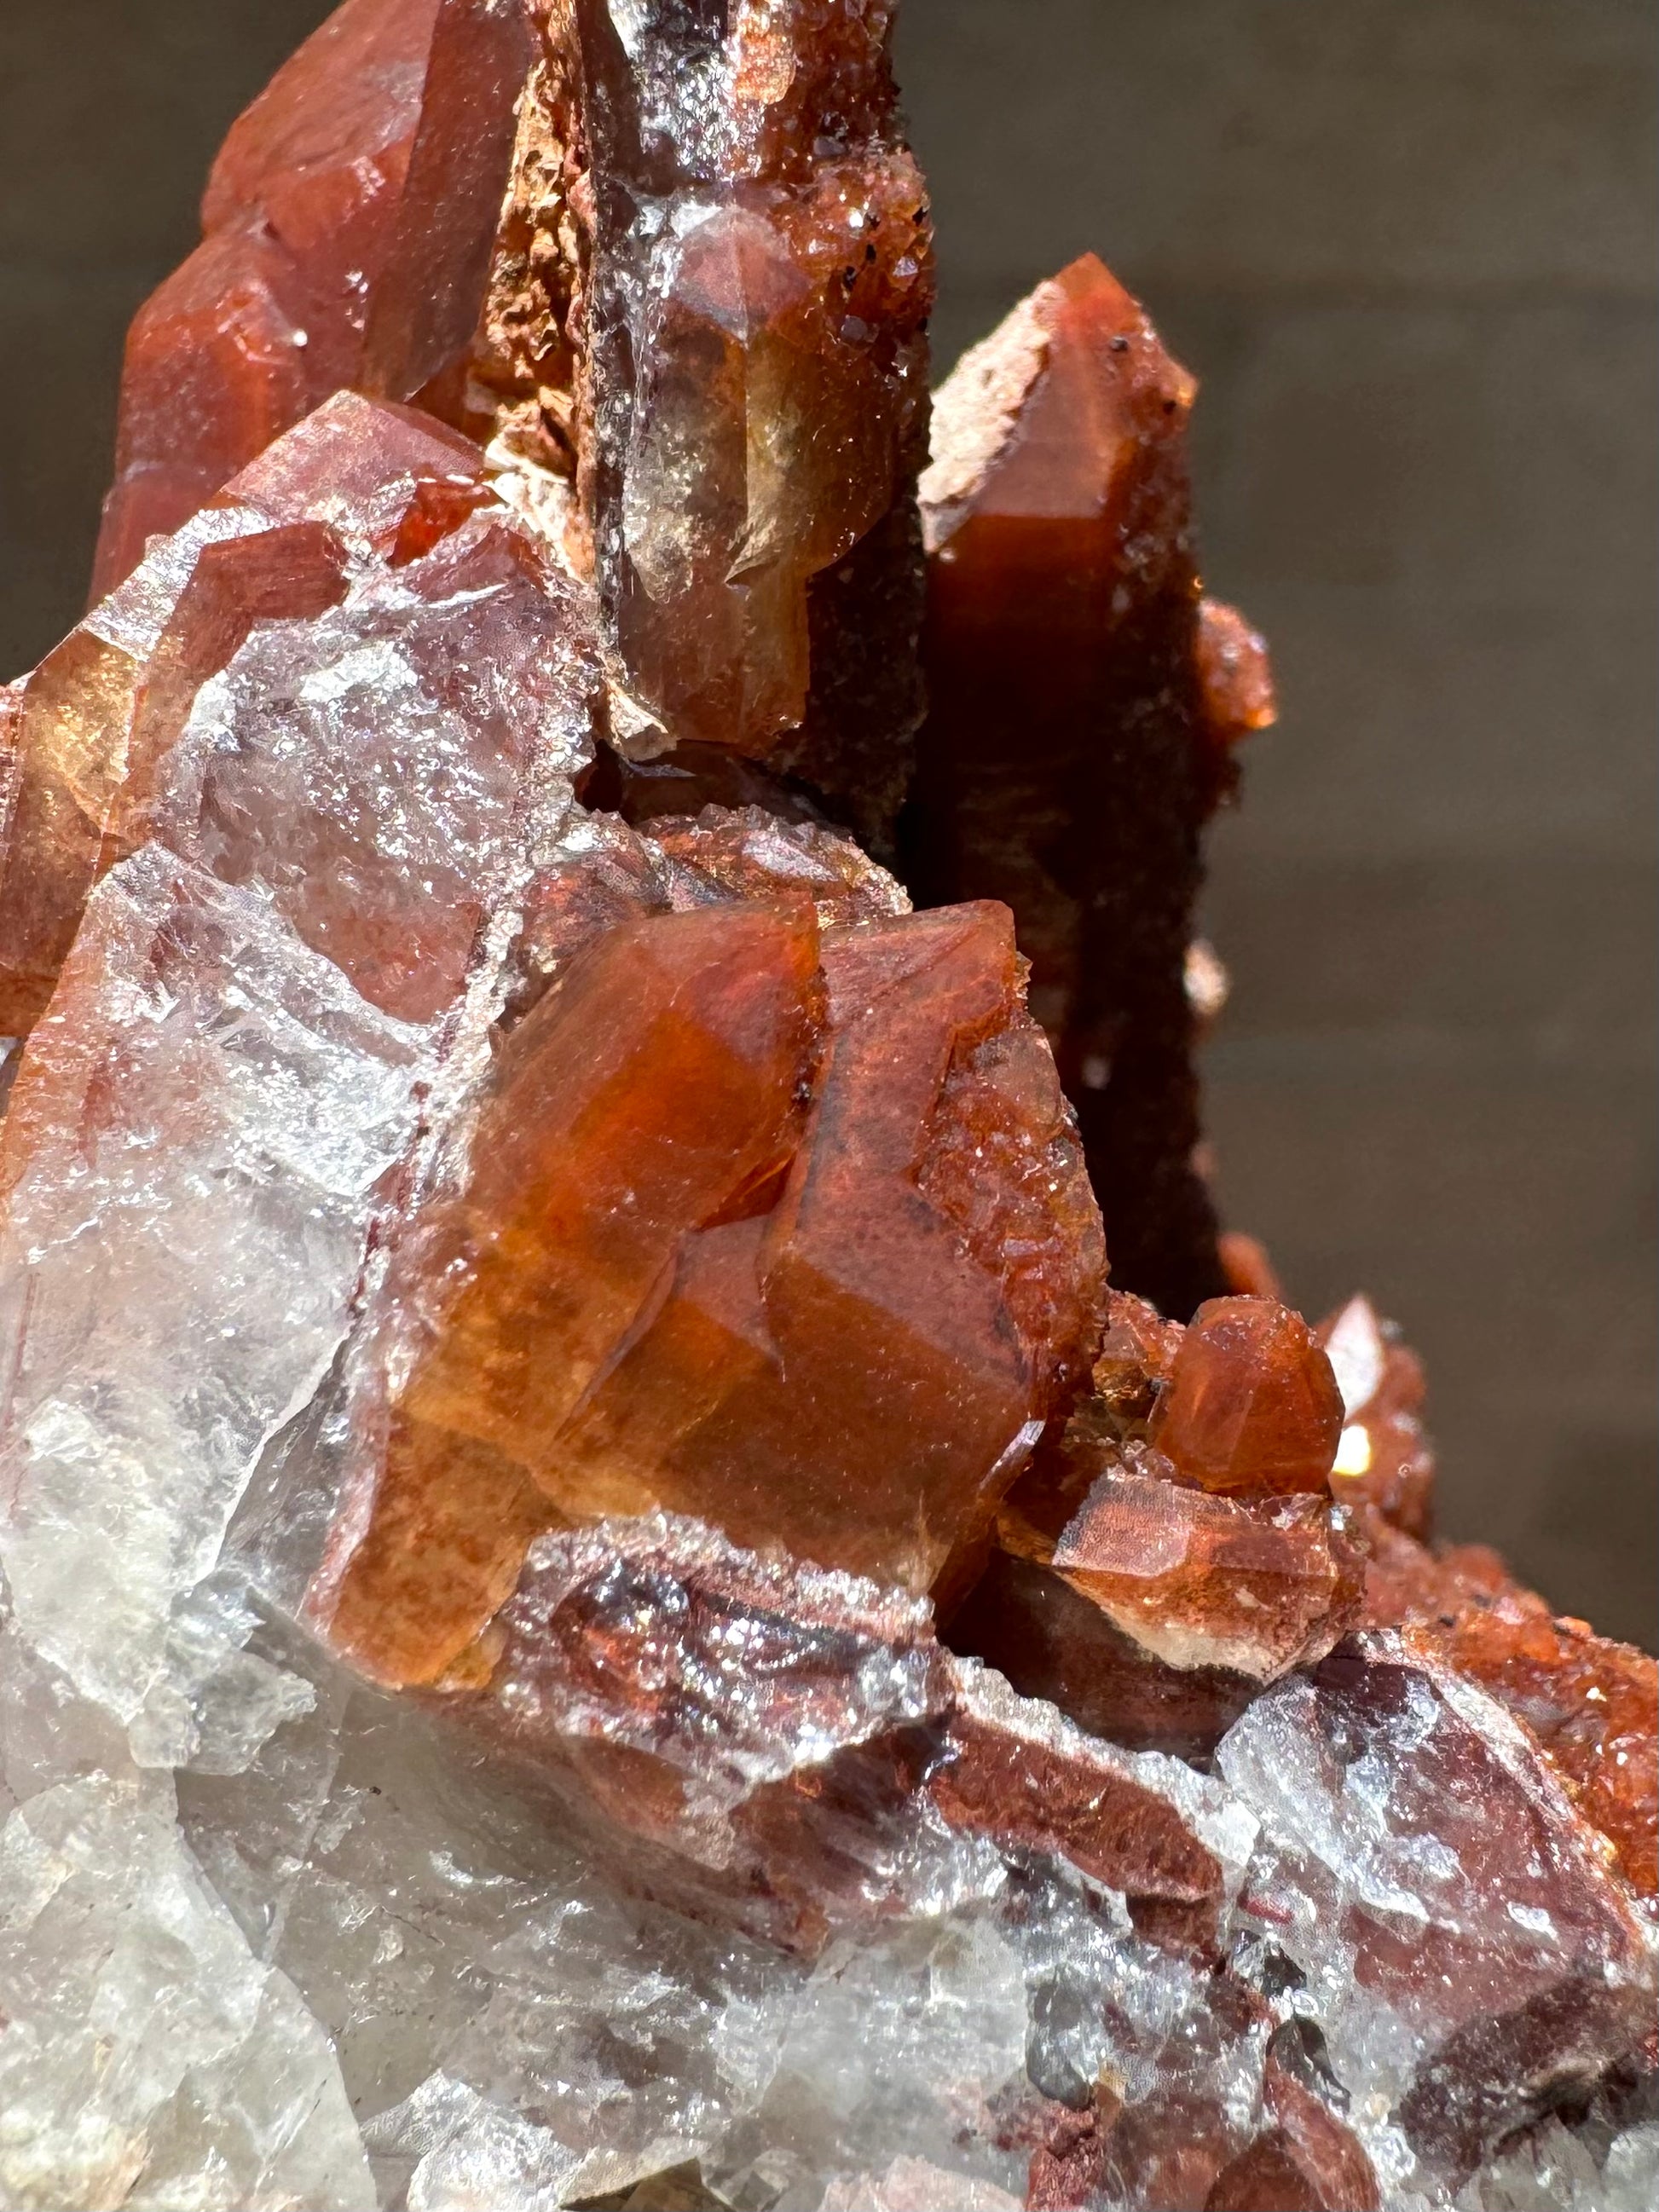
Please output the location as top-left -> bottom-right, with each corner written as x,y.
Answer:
1,7 -> 1654,2210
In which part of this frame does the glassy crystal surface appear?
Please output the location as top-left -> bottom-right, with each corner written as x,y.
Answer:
948,1289 -> 1366,1747
910,256 -> 1268,1319
1219,1641 -> 1655,2192
562,0 -> 934,833
94,0 -> 531,598
1,5 -> 1653,2209
2,390 -> 568,1040
1152,1296 -> 1345,1499
314,890 -> 1103,1690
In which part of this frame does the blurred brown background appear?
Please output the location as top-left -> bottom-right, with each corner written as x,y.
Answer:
1,1 -> 1654,1643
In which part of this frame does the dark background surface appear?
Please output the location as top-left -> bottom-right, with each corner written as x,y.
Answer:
1,1 -> 1654,1643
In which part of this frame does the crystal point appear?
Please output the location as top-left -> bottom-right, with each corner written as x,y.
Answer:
1153,1295 -> 1345,1499
315,881 -> 1103,1689
912,257 -> 1270,1318
3,390 -> 592,1043
93,0 -> 529,598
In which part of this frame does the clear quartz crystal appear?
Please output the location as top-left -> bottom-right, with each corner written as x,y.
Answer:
0,1768 -> 375,2211
1217,1643 -> 1656,2195
0,851 -> 431,1724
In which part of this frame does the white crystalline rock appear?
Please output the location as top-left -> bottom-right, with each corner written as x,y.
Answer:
128,1573 -> 320,1776
1009,1854 -> 1268,2137
0,852 -> 431,2203
750,1916 -> 1029,2203
156,1599 -> 1032,2212
1217,1643 -> 1656,2195
0,852 -> 431,1726
0,1770 -> 372,2211
145,519 -> 595,1026
1457,2117 -> 1659,2212
0,485 -> 595,1725
818,2157 -> 1023,2210
364,2076 -> 623,2212
1602,2126 -> 1659,2212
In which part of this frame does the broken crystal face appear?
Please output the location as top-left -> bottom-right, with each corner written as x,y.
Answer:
1,4 -> 1654,2209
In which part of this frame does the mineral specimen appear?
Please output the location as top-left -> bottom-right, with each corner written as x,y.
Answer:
96,0 -> 935,847
949,1291 -> 1367,1744
910,255 -> 1268,1320
94,0 -> 535,599
558,0 -> 934,830
1,5 -> 1654,2211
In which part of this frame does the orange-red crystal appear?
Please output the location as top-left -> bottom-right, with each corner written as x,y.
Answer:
1153,1294 -> 1345,1498
317,883 -> 1104,1687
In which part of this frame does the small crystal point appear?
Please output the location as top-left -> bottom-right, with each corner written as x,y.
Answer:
1153,1294 -> 1346,1498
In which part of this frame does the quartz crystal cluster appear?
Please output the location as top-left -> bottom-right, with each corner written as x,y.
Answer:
1,6 -> 1653,2209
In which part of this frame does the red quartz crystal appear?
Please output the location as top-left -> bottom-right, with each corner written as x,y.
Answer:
910,255 -> 1268,1317
562,1 -> 935,833
558,907 -> 1103,1581
947,1287 -> 1362,1736
93,0 -> 529,598
319,898 -> 824,1684
1318,1292 -> 1436,1535
947,1285 -> 1356,1698
98,3 -> 939,840
1043,1466 -> 1363,1680
1153,1296 -> 1344,1499
317,878 -> 1102,1686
